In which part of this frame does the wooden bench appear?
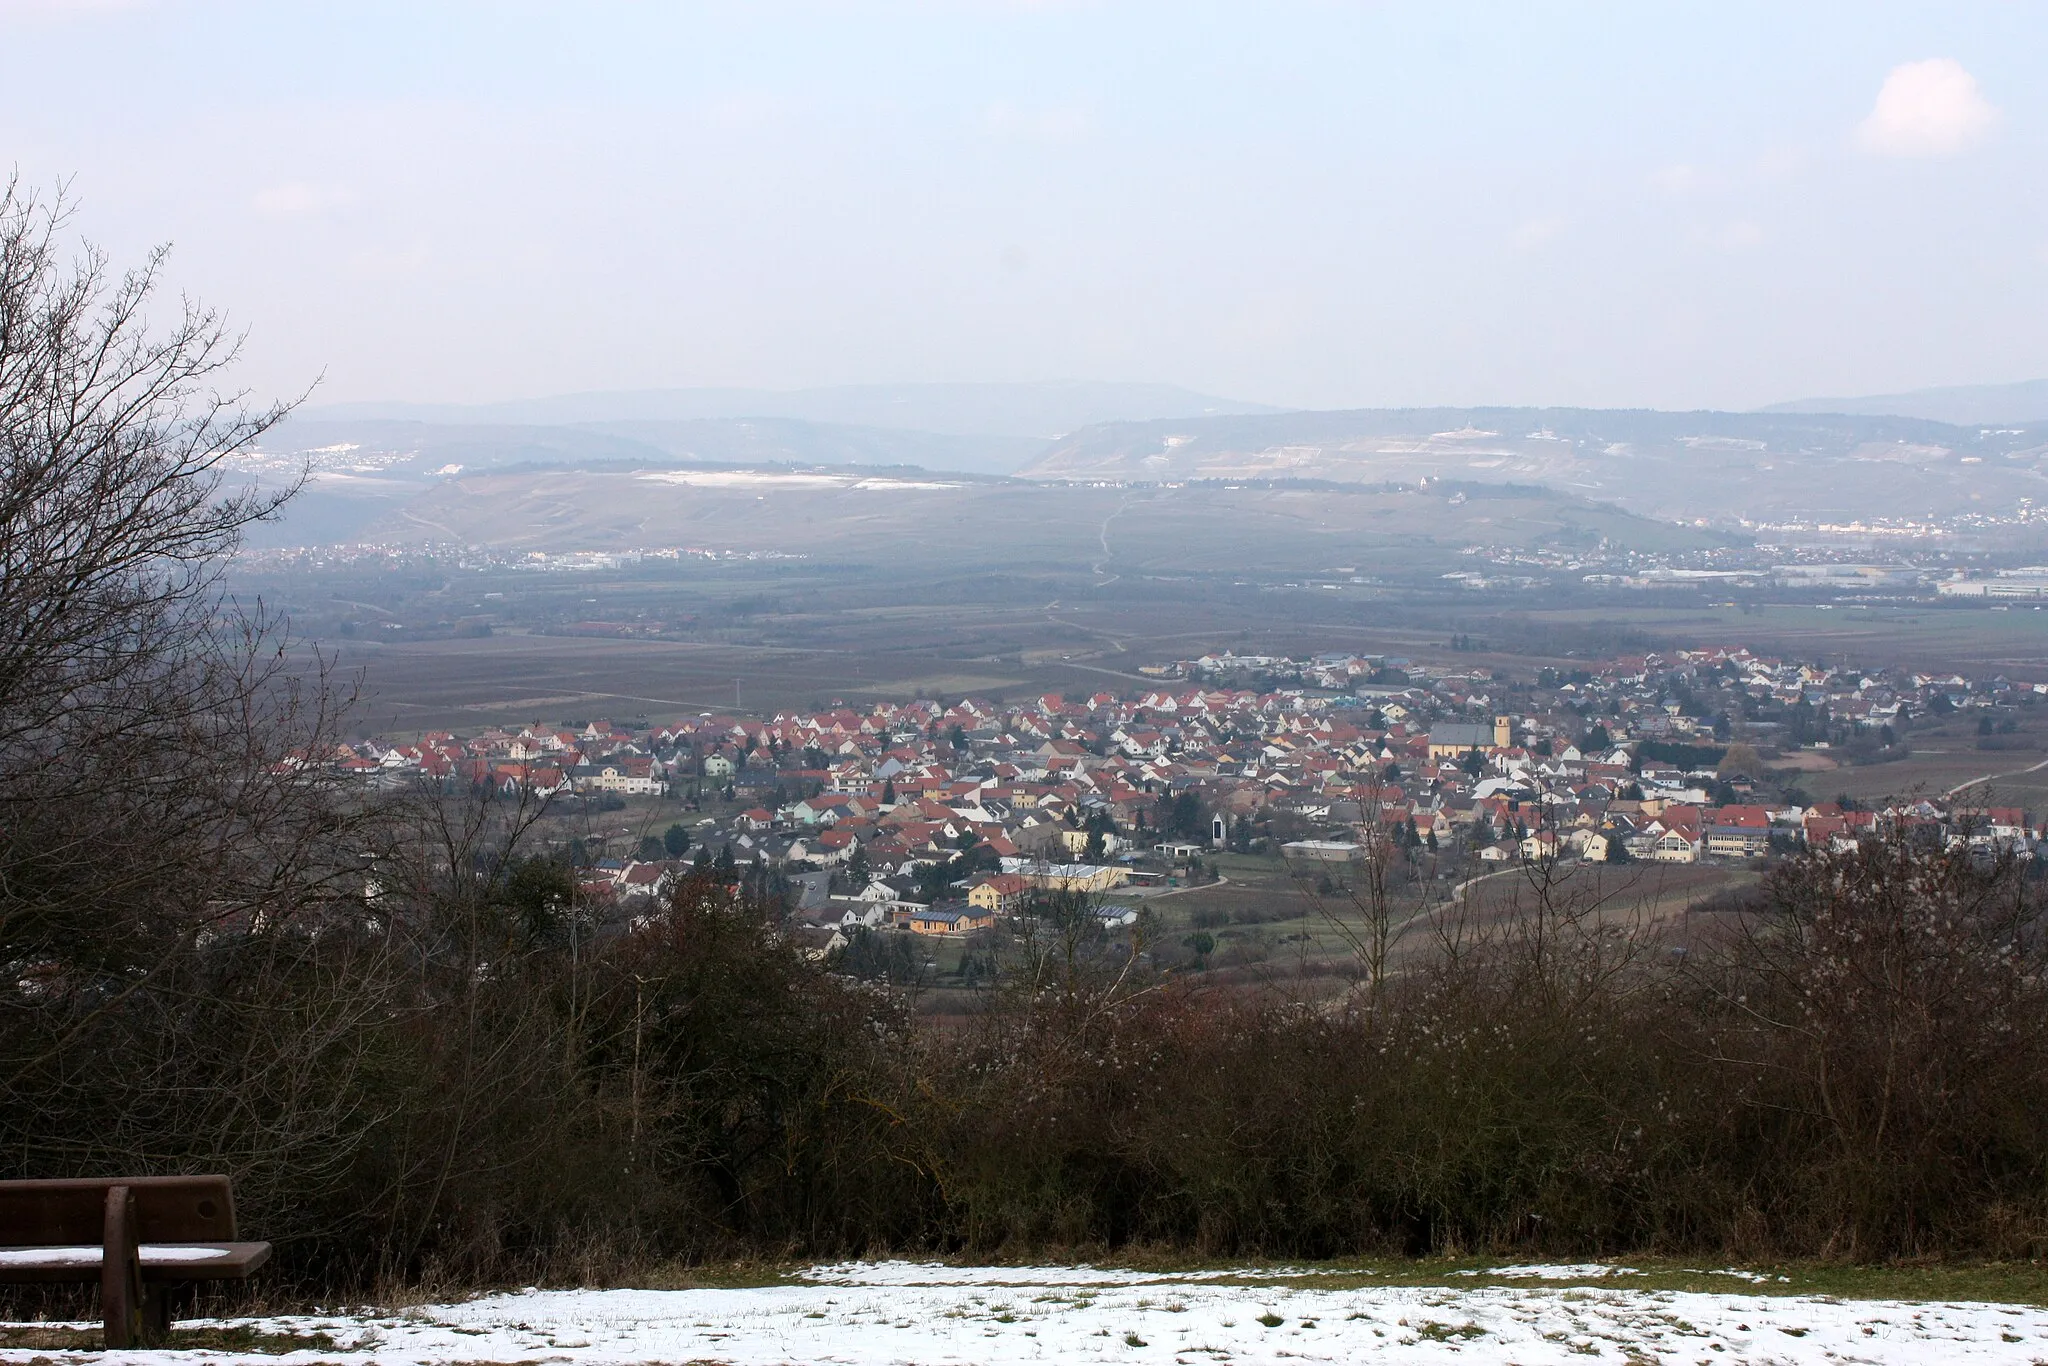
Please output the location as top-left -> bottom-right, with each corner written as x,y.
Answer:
0,1176 -> 270,1347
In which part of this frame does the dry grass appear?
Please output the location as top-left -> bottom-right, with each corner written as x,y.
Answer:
0,1324 -> 338,1353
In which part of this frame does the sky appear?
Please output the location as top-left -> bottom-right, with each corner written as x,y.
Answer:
2,1 -> 2044,413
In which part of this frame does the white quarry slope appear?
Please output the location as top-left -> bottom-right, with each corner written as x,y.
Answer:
9,1261 -> 2048,1365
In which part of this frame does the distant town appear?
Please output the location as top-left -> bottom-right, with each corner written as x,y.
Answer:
313,640 -> 2048,950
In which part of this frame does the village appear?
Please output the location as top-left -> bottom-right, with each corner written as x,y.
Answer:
315,642 -> 2048,955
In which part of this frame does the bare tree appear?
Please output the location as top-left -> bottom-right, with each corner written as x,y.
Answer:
0,178 -> 362,1192
1686,832 -> 2048,1250
1307,766 -> 1426,1003
0,183 -> 293,738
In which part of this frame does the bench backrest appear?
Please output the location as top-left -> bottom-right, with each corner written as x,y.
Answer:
0,1176 -> 238,1246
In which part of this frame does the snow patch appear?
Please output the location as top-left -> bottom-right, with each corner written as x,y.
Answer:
799,1259 -> 1338,1286
1454,1262 -> 1640,1279
7,1264 -> 2044,1364
635,470 -> 964,492
0,1246 -> 227,1266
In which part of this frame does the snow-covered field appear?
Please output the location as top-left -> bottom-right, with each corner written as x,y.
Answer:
11,1261 -> 2048,1364
634,470 -> 965,491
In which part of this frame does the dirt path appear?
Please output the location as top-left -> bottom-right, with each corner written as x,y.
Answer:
1131,873 -> 1230,901
1943,754 -> 2048,799
1090,494 -> 1133,587
400,507 -> 461,539
1451,863 -> 1525,904
1043,659 -> 1160,684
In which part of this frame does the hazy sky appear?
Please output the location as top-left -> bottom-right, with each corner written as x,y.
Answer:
3,2 -> 2044,412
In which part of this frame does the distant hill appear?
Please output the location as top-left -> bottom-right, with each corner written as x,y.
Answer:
262,415 -> 1040,478
1020,406 -> 2048,525
246,394 -> 2048,547
1761,379 -> 2048,426
359,463 -> 1726,564
241,414 -> 1037,543
301,381 -> 1278,444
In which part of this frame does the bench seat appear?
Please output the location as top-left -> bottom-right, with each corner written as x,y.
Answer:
0,1242 -> 271,1282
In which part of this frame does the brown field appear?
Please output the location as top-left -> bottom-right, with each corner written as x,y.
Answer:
1103,853 -> 1758,986
1455,859 -> 1756,924
1512,603 -> 2048,678
1822,750 -> 2048,807
322,592 -> 2048,736
1771,750 -> 1842,772
1801,713 -> 2048,807
257,489 -> 2048,742
326,603 -> 1501,734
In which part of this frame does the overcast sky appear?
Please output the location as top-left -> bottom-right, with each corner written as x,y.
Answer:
3,1 -> 2043,412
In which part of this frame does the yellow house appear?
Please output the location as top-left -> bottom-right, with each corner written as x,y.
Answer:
967,873 -> 1031,914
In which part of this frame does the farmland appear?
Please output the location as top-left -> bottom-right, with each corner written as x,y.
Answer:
298,588 -> 2048,736
227,454 -> 2048,735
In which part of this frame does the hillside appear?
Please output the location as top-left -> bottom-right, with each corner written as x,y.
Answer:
259,382 -> 1276,487
1020,406 -> 2048,525
262,414 -> 1041,479
248,400 -> 2048,547
360,464 -> 1724,568
1762,378 -> 2048,426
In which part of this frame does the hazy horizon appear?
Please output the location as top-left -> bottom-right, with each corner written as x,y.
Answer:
5,3 -> 2045,415
294,376 -> 2048,429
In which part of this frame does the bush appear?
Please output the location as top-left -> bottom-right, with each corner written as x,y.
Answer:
905,836 -> 2048,1260
11,812 -> 2048,1290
